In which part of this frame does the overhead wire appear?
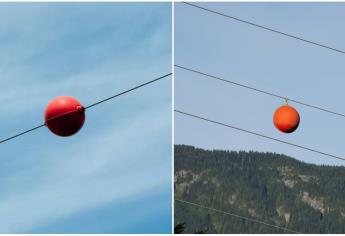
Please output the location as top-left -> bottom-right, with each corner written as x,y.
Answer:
175,109 -> 345,162
175,198 -> 302,234
0,124 -> 46,145
85,73 -> 172,109
175,64 -> 345,118
182,2 -> 345,55
0,73 -> 172,145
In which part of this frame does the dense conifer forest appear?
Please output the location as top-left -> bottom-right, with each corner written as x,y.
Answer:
175,145 -> 345,233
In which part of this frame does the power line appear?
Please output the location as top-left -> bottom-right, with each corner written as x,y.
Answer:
175,64 -> 345,118
0,109 -> 86,144
175,109 -> 345,162
0,124 -> 45,144
175,198 -> 301,234
182,2 -> 345,55
0,73 -> 172,145
85,73 -> 172,109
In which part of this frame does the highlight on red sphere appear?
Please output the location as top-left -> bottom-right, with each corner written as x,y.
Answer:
44,96 -> 85,137
273,104 -> 300,133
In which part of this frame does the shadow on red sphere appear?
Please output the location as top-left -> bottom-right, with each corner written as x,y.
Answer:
45,96 -> 85,137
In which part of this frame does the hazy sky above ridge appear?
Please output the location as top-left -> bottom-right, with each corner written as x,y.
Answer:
175,2 -> 345,166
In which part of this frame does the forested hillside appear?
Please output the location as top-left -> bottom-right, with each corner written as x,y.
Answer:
174,145 -> 345,233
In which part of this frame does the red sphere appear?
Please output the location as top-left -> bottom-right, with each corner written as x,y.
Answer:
273,104 -> 300,133
45,96 -> 85,137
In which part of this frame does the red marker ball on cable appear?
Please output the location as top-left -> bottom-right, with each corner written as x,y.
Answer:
273,104 -> 300,133
44,96 -> 85,137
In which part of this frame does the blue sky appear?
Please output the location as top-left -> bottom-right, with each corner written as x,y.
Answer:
0,3 -> 171,233
175,2 -> 345,166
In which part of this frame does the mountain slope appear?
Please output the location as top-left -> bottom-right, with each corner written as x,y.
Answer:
174,145 -> 345,233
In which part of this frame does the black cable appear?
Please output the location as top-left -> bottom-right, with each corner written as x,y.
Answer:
182,2 -> 345,55
175,109 -> 345,162
175,64 -> 345,118
175,198 -> 301,234
0,73 -> 172,145
0,124 -> 46,144
85,73 -> 172,109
